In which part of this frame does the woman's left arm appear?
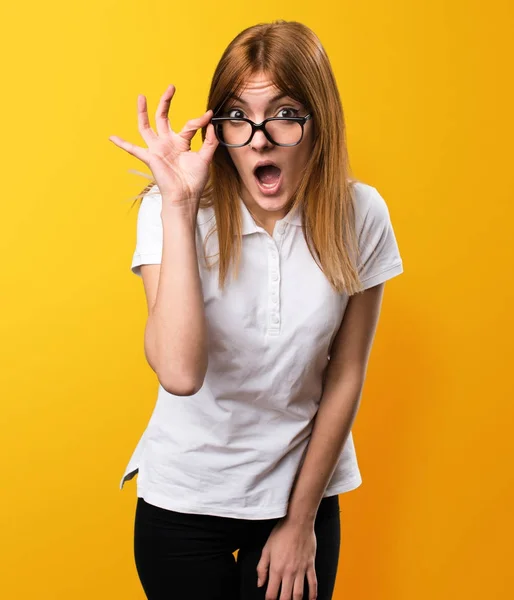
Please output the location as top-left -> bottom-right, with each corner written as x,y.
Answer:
286,281 -> 385,524
256,282 -> 386,600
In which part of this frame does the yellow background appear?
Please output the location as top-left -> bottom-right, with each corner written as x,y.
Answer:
1,0 -> 512,598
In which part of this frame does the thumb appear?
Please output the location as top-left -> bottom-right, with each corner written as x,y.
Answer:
198,118 -> 219,163
256,548 -> 270,587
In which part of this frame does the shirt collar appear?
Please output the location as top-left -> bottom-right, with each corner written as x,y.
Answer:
239,195 -> 302,235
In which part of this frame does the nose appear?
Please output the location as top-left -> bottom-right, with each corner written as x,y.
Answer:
249,127 -> 272,150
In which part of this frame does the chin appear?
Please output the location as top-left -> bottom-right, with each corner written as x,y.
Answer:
261,197 -> 290,210
247,181 -> 289,208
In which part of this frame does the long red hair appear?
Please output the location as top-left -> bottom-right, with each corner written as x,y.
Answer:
133,20 -> 363,295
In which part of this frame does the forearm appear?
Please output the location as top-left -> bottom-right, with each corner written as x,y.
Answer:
146,201 -> 208,395
285,373 -> 364,525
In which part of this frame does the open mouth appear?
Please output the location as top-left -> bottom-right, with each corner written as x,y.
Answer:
253,164 -> 283,195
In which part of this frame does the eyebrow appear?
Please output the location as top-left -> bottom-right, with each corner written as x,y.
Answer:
227,92 -> 295,106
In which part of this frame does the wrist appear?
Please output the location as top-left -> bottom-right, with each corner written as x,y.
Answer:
162,194 -> 201,208
283,508 -> 317,527
161,199 -> 200,228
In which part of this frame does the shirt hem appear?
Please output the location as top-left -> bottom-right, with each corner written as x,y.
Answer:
137,487 -> 290,520
132,473 -> 363,520
323,474 -> 363,496
360,261 -> 403,290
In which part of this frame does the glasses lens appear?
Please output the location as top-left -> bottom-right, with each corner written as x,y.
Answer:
266,119 -> 303,145
215,118 -> 304,146
216,120 -> 252,146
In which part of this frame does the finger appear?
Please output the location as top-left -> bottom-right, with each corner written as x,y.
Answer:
306,567 -> 318,600
178,110 -> 213,145
197,120 -> 220,164
155,84 -> 176,138
278,575 -> 294,600
292,573 -> 307,600
265,570 -> 281,600
109,135 -> 149,164
137,94 -> 158,146
256,549 -> 270,587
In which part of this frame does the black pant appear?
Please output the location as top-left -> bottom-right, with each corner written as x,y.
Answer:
134,494 -> 341,600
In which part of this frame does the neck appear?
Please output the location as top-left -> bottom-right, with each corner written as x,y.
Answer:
240,192 -> 293,230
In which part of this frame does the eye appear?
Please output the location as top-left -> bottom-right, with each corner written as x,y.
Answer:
277,107 -> 300,118
227,108 -> 245,119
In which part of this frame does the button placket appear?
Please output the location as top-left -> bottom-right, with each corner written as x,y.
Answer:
267,238 -> 281,332
274,221 -> 287,252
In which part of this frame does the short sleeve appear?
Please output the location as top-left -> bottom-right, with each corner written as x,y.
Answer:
356,185 -> 404,290
130,184 -> 163,277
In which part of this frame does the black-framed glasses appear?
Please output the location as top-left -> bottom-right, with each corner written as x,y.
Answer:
210,113 -> 312,148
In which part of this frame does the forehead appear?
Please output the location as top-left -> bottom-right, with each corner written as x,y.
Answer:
232,72 -> 296,105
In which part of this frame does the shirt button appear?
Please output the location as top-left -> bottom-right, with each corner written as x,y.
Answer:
271,273 -> 279,281
272,295 -> 278,303
278,224 -> 286,234
272,315 -> 280,324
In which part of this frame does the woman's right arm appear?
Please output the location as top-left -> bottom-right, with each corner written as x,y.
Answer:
143,202 -> 207,396
109,83 -> 219,395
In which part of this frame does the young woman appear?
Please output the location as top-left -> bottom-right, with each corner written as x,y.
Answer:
109,19 -> 403,600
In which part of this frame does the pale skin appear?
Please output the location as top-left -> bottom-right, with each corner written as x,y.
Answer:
225,71 -> 314,236
109,79 -> 387,600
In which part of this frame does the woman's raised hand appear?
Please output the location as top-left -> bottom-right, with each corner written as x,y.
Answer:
109,84 -> 219,209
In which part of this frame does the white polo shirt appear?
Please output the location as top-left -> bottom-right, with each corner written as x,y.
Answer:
120,181 -> 404,519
